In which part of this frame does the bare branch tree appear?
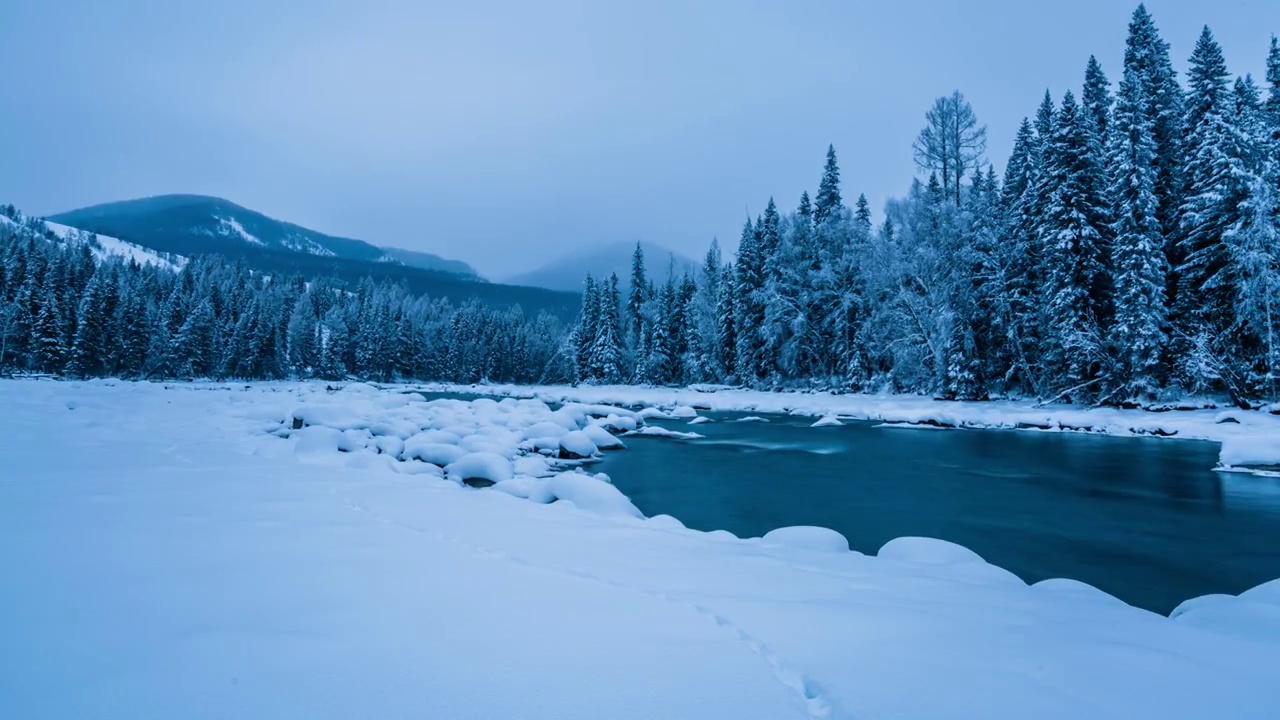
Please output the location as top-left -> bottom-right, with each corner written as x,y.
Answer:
913,91 -> 987,206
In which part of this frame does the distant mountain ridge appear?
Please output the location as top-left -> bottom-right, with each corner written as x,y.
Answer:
44,195 -> 580,319
48,194 -> 480,278
504,240 -> 700,292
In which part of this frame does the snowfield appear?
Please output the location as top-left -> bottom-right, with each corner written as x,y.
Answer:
3,378 -> 1280,720
421,382 -> 1280,473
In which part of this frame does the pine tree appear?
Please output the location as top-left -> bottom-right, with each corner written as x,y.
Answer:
734,218 -> 767,382
1124,4 -> 1185,253
1083,56 -> 1113,148
587,273 -> 624,383
1108,67 -> 1168,399
1174,27 -> 1245,393
715,263 -> 736,379
1267,36 -> 1280,137
626,242 -> 647,347
34,277 -> 67,374
1039,90 -> 1111,396
813,145 -> 843,226
573,274 -> 599,381
67,269 -> 110,377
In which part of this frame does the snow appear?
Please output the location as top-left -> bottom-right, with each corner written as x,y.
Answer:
878,536 -> 987,565
42,220 -> 187,271
811,415 -> 843,427
582,422 -> 626,449
420,383 -> 1280,475
445,451 -> 514,487
688,416 -> 712,425
628,426 -> 705,440
558,430 -> 598,458
216,216 -> 264,245
761,526 -> 851,553
3,378 -> 1280,720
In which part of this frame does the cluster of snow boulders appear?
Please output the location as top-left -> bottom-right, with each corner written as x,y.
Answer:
280,384 -> 651,517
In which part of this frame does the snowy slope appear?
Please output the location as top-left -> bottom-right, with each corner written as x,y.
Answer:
2,379 -> 1278,720
43,219 -> 186,271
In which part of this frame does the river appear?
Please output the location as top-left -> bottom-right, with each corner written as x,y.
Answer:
596,410 -> 1280,614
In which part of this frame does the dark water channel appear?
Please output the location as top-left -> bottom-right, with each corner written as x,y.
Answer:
594,411 -> 1280,614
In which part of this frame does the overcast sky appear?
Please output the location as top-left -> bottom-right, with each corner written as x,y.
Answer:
2,1 -> 1275,278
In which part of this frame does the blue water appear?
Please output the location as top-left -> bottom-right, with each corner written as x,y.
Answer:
597,411 -> 1280,614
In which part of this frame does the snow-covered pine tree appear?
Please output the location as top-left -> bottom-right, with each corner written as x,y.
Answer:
626,242 -> 647,349
734,217 -> 768,384
1174,27 -> 1252,394
1124,4 -> 1185,265
587,273 -> 624,383
715,263 -> 736,379
573,274 -> 599,381
813,145 -> 843,227
1107,66 -> 1168,401
1039,90 -> 1111,398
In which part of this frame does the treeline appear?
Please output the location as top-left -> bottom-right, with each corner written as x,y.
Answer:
0,209 -> 572,383
571,6 -> 1280,406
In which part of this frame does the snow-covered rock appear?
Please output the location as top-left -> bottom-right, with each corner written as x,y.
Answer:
445,452 -> 514,488
536,472 -> 643,519
581,423 -> 625,450
811,415 -> 843,427
402,440 -> 467,466
558,431 -> 598,459
878,536 -> 986,565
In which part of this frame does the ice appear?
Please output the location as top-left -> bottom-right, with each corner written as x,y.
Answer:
761,526 -> 850,553
446,452 -> 514,487
558,430 -> 598,459
811,415 -> 843,427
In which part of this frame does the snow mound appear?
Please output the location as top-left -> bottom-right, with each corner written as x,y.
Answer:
687,416 -> 712,425
402,440 -> 466,466
1032,578 -> 1129,607
878,536 -> 986,565
811,415 -> 843,427
630,427 -> 704,440
581,423 -> 625,449
1218,436 -> 1280,471
558,431 -> 598,459
762,526 -> 850,553
523,421 -> 568,441
669,406 -> 698,419
594,415 -> 638,433
735,416 -> 769,423
446,452 -> 514,488
293,426 -> 363,463
645,514 -> 687,531
637,407 -> 672,420
538,472 -> 643,519
1171,579 -> 1280,641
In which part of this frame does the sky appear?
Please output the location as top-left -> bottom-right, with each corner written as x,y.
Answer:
2,1 -> 1276,278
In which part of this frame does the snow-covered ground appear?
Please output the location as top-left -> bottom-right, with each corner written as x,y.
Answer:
3,378 -> 1280,720
421,382 -> 1280,473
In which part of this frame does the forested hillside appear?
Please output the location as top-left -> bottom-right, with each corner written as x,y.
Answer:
0,209 -> 572,383
567,7 -> 1280,407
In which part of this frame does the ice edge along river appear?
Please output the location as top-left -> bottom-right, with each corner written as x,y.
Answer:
2,378 -> 1280,720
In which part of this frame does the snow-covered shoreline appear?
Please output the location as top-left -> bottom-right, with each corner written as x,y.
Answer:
418,382 -> 1280,473
4,378 -> 1280,719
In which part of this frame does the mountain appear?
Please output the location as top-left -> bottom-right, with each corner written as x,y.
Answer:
378,246 -> 481,279
46,195 -> 578,319
48,195 -> 469,269
504,241 -> 701,292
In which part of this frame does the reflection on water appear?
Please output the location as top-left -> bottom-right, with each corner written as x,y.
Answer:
598,411 -> 1280,614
